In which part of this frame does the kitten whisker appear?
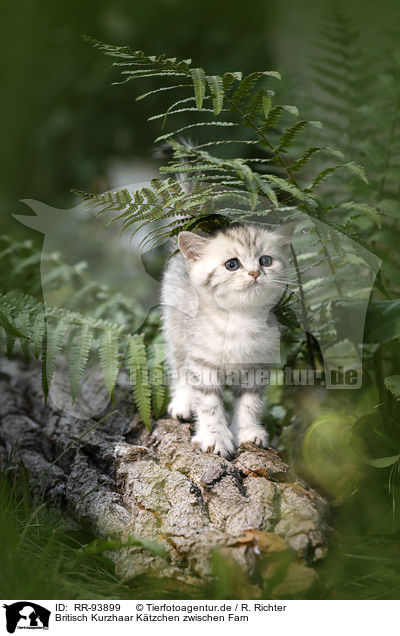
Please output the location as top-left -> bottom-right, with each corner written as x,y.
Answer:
268,279 -> 299,287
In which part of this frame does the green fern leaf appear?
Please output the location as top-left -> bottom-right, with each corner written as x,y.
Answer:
69,322 -> 94,401
0,311 -> 26,339
340,201 -> 381,226
275,120 -> 322,154
148,342 -> 166,418
99,328 -> 121,397
136,84 -> 192,101
291,146 -> 345,172
45,318 -> 70,396
155,120 -> 237,143
207,75 -> 224,115
260,104 -> 299,132
32,312 -> 46,359
86,38 -> 192,71
14,312 -> 31,360
344,161 -> 368,184
280,104 -> 299,117
310,161 -> 368,190
190,68 -> 207,109
40,330 -> 50,399
222,71 -> 243,88
5,330 -> 16,358
262,95 -> 272,120
148,105 -> 214,122
113,71 -> 189,86
263,174 -> 307,202
253,173 -> 279,207
231,160 -> 259,209
127,334 -> 151,429
231,71 -> 281,105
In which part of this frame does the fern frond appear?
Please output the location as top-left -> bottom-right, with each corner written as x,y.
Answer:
5,329 -> 17,359
258,104 -> 298,133
262,174 -> 308,203
75,188 -> 133,215
262,94 -> 272,120
222,71 -> 243,87
291,146 -> 345,172
230,160 -> 259,209
339,201 -> 381,226
69,322 -> 94,401
252,173 -> 279,207
86,38 -> 192,71
0,310 -> 26,339
274,120 -> 322,154
136,84 -> 192,101
149,106 -> 216,122
40,330 -> 49,399
32,312 -> 46,359
127,334 -> 151,429
155,120 -> 237,143
344,161 -> 368,184
114,71 -> 190,86
207,75 -> 224,115
190,68 -> 207,109
230,71 -> 281,105
193,139 -> 258,149
14,312 -> 32,360
45,318 -> 70,396
148,342 -> 166,418
309,161 -> 368,190
99,328 -> 121,397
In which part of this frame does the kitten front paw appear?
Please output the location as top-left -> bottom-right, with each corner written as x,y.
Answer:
168,395 -> 193,421
192,429 -> 236,458
236,425 -> 269,448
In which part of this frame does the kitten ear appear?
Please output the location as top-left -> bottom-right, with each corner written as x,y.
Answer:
178,231 -> 209,261
276,221 -> 297,244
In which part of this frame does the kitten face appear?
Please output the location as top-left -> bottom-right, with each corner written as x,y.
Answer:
178,223 -> 295,310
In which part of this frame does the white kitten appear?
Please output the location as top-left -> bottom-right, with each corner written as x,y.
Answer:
161,222 -> 295,457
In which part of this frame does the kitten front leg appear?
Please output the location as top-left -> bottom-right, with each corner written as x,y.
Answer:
167,364 -> 193,421
191,386 -> 235,457
168,382 -> 193,421
231,388 -> 268,448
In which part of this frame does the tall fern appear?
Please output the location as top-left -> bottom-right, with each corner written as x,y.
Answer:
83,37 -> 381,250
127,333 -> 152,429
0,240 -> 165,426
302,4 -> 400,294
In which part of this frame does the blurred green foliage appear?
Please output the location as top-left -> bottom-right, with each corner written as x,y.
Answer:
0,0 -> 275,225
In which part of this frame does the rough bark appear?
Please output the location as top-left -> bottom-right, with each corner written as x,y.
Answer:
0,357 -> 330,597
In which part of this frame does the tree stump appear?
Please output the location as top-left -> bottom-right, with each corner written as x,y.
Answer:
0,358 -> 330,597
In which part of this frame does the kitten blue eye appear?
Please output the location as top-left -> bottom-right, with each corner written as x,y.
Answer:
225,258 -> 240,271
259,255 -> 273,267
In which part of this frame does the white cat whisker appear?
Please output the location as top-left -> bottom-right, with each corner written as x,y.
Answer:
268,279 -> 299,287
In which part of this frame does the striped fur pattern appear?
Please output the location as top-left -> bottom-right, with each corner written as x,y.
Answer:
161,222 -> 294,457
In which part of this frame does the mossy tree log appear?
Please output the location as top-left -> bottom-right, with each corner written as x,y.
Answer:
0,358 -> 330,597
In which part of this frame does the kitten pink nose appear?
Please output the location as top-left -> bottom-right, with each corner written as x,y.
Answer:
248,270 -> 260,280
